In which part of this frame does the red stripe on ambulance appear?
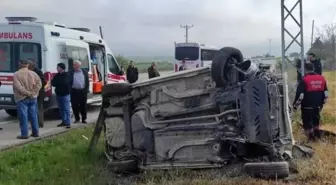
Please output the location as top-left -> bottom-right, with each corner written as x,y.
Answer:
0,75 -> 13,85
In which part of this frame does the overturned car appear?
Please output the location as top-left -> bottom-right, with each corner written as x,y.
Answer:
92,47 -> 308,179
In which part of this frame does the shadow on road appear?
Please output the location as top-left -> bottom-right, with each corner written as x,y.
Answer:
44,105 -> 101,121
0,105 -> 101,123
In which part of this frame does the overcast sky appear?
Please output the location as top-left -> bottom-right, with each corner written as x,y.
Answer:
0,0 -> 335,57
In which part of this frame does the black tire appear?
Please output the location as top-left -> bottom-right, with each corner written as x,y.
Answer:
244,162 -> 289,179
5,109 -> 17,117
211,47 -> 244,87
107,160 -> 139,173
102,83 -> 132,98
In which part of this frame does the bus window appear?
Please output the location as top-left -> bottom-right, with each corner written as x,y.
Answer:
175,47 -> 199,61
201,49 -> 217,61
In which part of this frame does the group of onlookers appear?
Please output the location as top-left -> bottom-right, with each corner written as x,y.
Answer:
13,59 -> 89,139
126,61 -> 161,84
13,59 -> 163,139
0,58 -> 192,140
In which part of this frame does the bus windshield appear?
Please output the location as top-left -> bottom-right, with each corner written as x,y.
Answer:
175,46 -> 199,61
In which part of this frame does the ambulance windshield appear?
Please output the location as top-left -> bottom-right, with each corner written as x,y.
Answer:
107,54 -> 122,75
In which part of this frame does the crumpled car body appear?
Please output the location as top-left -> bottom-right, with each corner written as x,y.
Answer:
99,47 -> 306,178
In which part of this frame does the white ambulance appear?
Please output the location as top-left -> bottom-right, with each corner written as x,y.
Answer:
0,17 -> 126,117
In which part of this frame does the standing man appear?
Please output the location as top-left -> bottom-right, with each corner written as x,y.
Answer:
0,81 -> 2,131
147,62 -> 160,79
13,60 -> 42,139
179,60 -> 187,71
293,63 -> 328,141
27,59 -> 46,128
307,53 -> 322,75
51,63 -> 71,128
69,60 -> 89,124
126,61 -> 139,84
295,58 -> 304,83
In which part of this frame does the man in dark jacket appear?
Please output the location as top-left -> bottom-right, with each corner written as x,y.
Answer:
51,63 -> 71,128
296,58 -> 305,83
27,59 -> 46,128
179,60 -> 187,71
0,81 -> 2,131
293,63 -> 328,141
308,53 -> 322,75
126,61 -> 139,83
148,62 -> 160,79
68,60 -> 90,124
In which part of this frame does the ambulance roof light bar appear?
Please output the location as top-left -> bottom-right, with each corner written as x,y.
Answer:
5,17 -> 38,23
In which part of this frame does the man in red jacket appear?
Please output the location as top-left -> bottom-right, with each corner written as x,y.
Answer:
293,63 -> 328,141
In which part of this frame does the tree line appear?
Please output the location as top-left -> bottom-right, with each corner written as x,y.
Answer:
308,23 -> 336,70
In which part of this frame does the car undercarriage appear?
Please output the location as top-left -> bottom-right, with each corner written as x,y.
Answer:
90,47 -> 314,179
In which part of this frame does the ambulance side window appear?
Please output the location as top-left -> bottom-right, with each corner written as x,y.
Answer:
66,46 -> 89,71
107,54 -> 121,74
78,48 -> 89,71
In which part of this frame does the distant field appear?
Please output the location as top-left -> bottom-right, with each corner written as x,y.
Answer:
135,62 -> 174,73
116,55 -> 174,73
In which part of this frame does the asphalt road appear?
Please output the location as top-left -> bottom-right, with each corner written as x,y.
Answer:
0,70 -> 174,125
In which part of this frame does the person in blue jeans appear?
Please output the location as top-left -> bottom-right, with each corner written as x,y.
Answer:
13,60 -> 42,139
51,63 -> 71,128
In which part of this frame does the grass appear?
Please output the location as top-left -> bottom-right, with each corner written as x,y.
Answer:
0,128 -> 107,185
0,72 -> 335,185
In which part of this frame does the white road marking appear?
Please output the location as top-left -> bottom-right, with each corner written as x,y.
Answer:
0,120 -> 16,125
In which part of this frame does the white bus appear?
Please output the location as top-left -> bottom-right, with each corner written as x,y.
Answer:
174,42 -> 218,72
0,17 -> 126,117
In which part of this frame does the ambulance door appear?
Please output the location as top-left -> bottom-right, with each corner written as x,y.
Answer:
45,40 -> 68,98
64,40 -> 93,98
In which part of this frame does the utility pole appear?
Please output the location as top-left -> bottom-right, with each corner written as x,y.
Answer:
268,39 -> 272,55
280,0 -> 304,142
310,20 -> 315,48
180,24 -> 193,43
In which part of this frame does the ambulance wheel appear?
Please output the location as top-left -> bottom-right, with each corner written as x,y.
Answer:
102,83 -> 132,98
211,47 -> 244,87
5,109 -> 17,117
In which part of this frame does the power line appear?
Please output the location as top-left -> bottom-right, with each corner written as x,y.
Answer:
310,20 -> 315,48
268,39 -> 272,55
331,5 -> 336,21
180,24 -> 193,43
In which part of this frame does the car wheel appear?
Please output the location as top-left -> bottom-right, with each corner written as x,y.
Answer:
211,47 -> 244,87
107,159 -> 139,173
244,161 -> 289,179
102,83 -> 132,98
5,109 -> 17,117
